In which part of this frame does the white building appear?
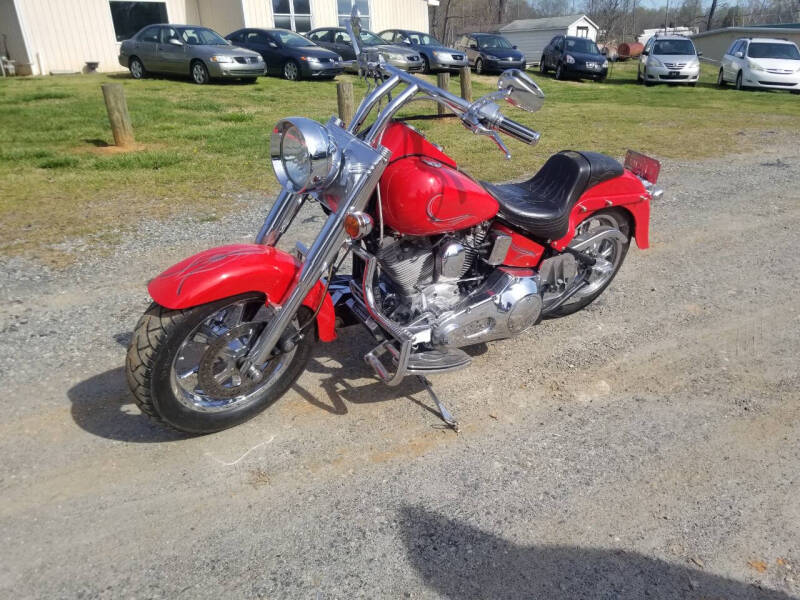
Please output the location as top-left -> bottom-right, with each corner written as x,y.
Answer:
0,0 -> 434,75
637,26 -> 695,46
499,14 -> 598,66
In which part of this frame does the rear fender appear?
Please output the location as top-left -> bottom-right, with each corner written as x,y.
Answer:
551,170 -> 651,251
147,244 -> 336,342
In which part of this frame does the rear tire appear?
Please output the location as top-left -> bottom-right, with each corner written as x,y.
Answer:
546,208 -> 632,318
129,56 -> 146,79
717,68 -> 726,87
475,58 -> 484,74
539,58 -> 548,74
126,294 -> 314,434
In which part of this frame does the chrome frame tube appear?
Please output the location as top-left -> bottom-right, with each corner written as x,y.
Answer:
348,74 -> 401,135
255,188 -> 303,246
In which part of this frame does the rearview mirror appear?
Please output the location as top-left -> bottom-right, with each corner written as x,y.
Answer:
469,43 -> 478,50
497,69 -> 545,113
697,51 -> 703,56
735,51 -> 743,58
168,38 -> 183,46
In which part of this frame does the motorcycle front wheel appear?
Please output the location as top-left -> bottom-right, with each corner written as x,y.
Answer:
126,293 -> 314,434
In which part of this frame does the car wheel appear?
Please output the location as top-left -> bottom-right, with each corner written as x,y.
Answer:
129,57 -> 146,80
283,59 -> 300,81
717,68 -> 726,87
539,57 -> 548,74
735,70 -> 744,90
475,58 -> 483,74
191,60 -> 209,85
555,62 -> 564,80
422,55 -> 431,74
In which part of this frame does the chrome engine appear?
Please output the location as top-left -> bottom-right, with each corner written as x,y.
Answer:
376,228 -> 543,348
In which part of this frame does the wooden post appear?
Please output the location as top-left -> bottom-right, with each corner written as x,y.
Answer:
337,81 -> 354,126
101,83 -> 134,147
437,72 -> 450,116
459,66 -> 472,103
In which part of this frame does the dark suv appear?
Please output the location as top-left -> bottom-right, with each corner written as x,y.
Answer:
455,33 -> 526,74
540,35 -> 608,81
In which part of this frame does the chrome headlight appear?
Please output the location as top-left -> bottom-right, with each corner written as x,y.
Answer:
565,54 -> 575,64
270,118 -> 341,193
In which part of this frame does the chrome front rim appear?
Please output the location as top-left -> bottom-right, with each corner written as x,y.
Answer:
285,62 -> 298,80
131,60 -> 142,78
170,298 -> 298,413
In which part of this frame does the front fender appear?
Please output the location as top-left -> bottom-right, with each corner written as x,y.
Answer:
148,244 -> 336,342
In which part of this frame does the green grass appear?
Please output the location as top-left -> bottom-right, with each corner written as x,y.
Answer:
0,61 -> 798,262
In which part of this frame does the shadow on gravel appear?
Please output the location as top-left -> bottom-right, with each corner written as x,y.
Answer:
67,367 -> 187,443
400,505 -> 795,600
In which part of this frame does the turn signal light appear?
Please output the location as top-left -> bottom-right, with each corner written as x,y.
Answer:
344,211 -> 374,240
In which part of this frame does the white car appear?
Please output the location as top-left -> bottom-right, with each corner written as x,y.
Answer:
638,34 -> 701,86
718,37 -> 800,93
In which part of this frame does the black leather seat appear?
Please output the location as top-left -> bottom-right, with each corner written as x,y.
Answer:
482,151 -> 623,240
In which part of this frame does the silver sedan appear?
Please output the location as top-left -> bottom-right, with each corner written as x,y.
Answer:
119,24 -> 265,84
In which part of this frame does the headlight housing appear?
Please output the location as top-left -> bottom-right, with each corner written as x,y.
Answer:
748,60 -> 765,71
602,60 -> 609,68
210,55 -> 234,63
387,52 -> 403,61
648,57 -> 663,68
270,118 -> 341,193
485,54 -> 499,61
565,54 -> 575,64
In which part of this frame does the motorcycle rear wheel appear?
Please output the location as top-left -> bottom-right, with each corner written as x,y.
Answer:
126,293 -> 314,434
546,208 -> 631,318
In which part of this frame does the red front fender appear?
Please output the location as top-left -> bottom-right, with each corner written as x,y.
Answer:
147,244 -> 336,342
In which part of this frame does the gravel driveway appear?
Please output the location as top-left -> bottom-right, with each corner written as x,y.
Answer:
1,133 -> 798,599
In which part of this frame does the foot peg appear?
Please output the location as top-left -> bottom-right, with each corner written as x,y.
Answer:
418,375 -> 459,432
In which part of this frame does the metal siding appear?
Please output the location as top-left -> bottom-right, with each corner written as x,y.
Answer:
502,29 -> 554,64
370,0 -> 428,33
197,0 -> 245,36
242,0 -> 272,27
14,0 -> 201,74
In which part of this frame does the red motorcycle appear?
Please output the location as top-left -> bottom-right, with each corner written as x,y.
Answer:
126,14 -> 662,434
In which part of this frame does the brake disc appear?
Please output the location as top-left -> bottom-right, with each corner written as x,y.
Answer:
197,322 -> 266,399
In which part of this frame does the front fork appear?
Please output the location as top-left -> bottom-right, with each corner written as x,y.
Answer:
240,147 -> 390,377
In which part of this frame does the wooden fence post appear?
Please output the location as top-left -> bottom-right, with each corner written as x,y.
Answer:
459,66 -> 472,103
437,72 -> 450,116
101,83 -> 134,147
337,81 -> 354,126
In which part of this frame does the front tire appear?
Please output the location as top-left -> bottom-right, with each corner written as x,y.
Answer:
283,59 -> 300,81
735,70 -> 744,90
539,58 -> 548,74
717,68 -> 726,87
546,208 -> 631,318
475,58 -> 484,75
191,60 -> 210,85
555,62 -> 564,80
126,294 -> 314,434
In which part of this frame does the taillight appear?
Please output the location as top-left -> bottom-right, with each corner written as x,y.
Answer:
624,149 -> 661,184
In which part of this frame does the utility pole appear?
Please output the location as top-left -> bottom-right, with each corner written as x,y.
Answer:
664,0 -> 669,31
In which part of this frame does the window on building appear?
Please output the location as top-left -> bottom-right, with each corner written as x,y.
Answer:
337,0 -> 370,31
576,26 -> 589,38
273,0 -> 312,33
109,1 -> 168,41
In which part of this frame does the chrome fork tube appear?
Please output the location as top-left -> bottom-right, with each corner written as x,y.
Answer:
255,188 -> 303,246
348,74 -> 401,135
242,147 -> 390,372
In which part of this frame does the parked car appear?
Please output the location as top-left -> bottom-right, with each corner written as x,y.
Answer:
119,24 -> 265,84
539,35 -> 608,81
226,28 -> 343,80
455,33 -> 526,74
306,27 -> 423,72
637,35 -> 700,86
378,29 -> 467,73
718,37 -> 800,93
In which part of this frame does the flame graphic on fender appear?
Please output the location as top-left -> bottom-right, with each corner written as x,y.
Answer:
155,247 -> 268,296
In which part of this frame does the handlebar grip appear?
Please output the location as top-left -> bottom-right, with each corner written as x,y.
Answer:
495,115 -> 540,145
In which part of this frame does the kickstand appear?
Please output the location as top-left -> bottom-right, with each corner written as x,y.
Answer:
417,375 -> 459,432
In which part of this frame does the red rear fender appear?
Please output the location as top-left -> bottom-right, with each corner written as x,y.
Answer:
148,244 -> 336,342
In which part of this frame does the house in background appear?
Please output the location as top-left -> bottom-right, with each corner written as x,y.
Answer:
499,14 -> 598,67
0,0 -> 434,75
690,24 -> 800,63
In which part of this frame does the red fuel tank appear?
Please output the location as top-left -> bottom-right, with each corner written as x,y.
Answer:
379,122 -> 499,236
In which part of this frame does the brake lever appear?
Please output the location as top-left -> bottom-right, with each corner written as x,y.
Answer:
490,132 -> 511,160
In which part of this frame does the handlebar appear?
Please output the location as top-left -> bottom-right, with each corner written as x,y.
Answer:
495,114 -> 541,146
